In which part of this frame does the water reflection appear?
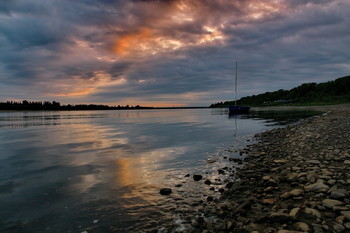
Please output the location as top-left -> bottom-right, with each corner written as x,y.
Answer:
243,109 -> 323,125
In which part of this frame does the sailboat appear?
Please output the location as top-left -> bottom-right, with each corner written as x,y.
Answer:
229,62 -> 250,114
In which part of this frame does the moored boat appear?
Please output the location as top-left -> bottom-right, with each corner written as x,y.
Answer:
229,62 -> 250,114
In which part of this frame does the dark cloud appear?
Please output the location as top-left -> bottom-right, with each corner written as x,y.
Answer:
0,0 -> 349,106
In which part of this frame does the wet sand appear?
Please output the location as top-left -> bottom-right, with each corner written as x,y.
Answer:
190,107 -> 350,233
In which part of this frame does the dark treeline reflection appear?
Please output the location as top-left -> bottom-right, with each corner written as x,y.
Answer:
239,110 -> 323,125
0,100 -> 154,111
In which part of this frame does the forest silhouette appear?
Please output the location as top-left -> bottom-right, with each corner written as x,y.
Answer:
211,75 -> 350,107
0,100 -> 153,111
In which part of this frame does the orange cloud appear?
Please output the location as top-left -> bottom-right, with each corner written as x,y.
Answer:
113,28 -> 152,56
110,0 -> 286,58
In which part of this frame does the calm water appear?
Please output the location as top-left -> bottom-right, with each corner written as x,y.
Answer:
0,109 -> 317,232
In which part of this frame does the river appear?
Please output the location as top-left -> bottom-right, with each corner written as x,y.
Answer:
0,108 -> 318,232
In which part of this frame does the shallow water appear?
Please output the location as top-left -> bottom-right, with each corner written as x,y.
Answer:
0,109 -> 318,232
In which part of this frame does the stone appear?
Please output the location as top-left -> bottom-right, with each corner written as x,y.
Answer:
307,172 -> 318,183
306,160 -> 321,165
340,211 -> 350,221
344,222 -> 350,229
262,198 -> 277,205
333,224 -> 345,232
293,222 -> 310,232
304,208 -> 322,219
304,179 -> 329,193
289,189 -> 304,197
269,213 -> 293,223
327,179 -> 336,185
322,199 -> 343,209
277,230 -> 303,233
159,188 -> 172,195
193,175 -> 203,181
207,196 -> 214,202
331,191 -> 346,199
218,169 -> 225,175
331,189 -> 348,199
289,208 -> 300,218
226,221 -> 233,230
204,179 -> 211,185
274,159 -> 288,163
287,173 -> 299,182
336,215 -> 345,224
281,192 -> 291,199
312,224 -> 324,233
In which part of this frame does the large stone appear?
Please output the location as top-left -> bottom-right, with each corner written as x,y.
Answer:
341,211 -> 350,221
322,199 -> 343,209
304,179 -> 329,193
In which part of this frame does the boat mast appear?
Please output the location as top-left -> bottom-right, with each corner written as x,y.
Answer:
235,61 -> 238,106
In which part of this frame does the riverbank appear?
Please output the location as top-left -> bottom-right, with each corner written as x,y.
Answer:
190,108 -> 350,233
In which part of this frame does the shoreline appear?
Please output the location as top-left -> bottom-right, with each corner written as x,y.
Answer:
189,108 -> 350,233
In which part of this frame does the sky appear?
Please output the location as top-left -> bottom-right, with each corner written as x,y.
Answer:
0,0 -> 349,107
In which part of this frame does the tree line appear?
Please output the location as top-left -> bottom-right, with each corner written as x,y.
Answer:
210,75 -> 350,107
0,100 -> 154,110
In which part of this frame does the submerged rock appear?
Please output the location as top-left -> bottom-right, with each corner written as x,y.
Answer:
159,188 -> 172,195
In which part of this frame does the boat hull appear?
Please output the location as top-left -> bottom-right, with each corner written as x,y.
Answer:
228,106 -> 250,114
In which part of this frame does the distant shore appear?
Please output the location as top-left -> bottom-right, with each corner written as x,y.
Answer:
189,106 -> 350,232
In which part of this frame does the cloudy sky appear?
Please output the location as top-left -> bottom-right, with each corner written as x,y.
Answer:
0,0 -> 349,107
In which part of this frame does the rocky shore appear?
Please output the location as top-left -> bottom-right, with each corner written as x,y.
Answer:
189,109 -> 350,233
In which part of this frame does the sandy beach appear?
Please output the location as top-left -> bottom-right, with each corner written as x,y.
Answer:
190,106 -> 350,233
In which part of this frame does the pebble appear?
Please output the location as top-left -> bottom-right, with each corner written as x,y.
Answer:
193,175 -> 203,181
293,222 -> 310,232
305,208 -> 321,218
204,179 -> 211,185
